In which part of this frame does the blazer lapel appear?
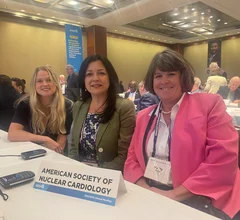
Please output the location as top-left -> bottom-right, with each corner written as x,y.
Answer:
73,100 -> 90,140
96,120 -> 111,148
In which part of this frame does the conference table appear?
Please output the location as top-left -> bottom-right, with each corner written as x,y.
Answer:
0,130 -> 218,220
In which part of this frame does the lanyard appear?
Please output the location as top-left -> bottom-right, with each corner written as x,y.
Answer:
152,103 -> 172,161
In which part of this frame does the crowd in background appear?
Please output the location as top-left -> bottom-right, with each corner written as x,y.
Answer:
0,50 -> 240,219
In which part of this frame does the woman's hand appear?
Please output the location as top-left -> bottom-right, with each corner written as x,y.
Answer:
44,137 -> 63,153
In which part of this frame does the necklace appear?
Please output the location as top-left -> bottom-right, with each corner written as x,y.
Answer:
162,110 -> 172,114
93,100 -> 107,113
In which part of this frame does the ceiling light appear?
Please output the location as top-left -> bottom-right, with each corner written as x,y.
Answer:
162,23 -> 171,27
146,36 -> 148,38
52,16 -> 55,18
123,32 -> 126,34
152,38 -> 154,40
68,1 -> 78,5
131,33 -> 134,35
226,34 -> 229,36
184,16 -> 188,19
46,19 -> 54,23
173,13 -> 178,16
217,19 -> 221,22
201,12 -> 204,15
209,16 -> 213,18
31,16 -> 40,20
191,8 -> 195,11
188,41 -> 190,42
181,24 -> 190,28
138,35 -> 141,37
203,32 -> 213,35
37,13 -> 41,15
14,12 -> 26,17
238,32 -> 240,34
107,0 -> 114,4
164,40 -> 166,42
21,10 -> 25,12
192,28 -> 207,33
92,6 -> 99,9
78,22 -> 80,24
224,22 -> 228,24
193,20 -> 197,22
114,30 -> 117,32
169,20 -> 182,24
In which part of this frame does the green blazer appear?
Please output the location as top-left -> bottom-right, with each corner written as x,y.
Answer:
69,97 -> 136,171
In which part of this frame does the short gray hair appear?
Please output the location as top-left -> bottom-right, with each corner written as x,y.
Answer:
65,64 -> 74,70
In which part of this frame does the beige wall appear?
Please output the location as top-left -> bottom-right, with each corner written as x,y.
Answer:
0,14 -> 87,91
1,12 -> 239,92
107,37 -> 168,89
184,43 -> 208,85
184,38 -> 240,85
222,37 -> 240,77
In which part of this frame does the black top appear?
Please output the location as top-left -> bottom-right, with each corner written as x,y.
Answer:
11,98 -> 73,141
0,85 -> 20,131
65,73 -> 80,102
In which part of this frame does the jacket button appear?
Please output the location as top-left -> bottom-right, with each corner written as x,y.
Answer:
98,148 -> 103,153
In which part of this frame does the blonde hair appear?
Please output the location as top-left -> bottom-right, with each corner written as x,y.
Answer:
194,77 -> 201,87
209,62 -> 220,75
18,66 -> 66,135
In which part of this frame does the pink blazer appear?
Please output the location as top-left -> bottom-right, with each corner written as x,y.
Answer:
124,93 -> 240,218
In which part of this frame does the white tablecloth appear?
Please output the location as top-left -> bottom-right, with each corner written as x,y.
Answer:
0,130 -> 218,220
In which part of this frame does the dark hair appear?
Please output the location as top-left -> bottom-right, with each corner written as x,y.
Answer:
145,49 -> 194,94
78,55 -> 119,123
0,74 -> 12,86
210,40 -> 220,46
11,77 -> 26,93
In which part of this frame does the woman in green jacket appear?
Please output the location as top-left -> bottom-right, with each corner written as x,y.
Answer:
69,55 -> 136,171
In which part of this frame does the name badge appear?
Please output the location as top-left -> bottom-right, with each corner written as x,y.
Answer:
144,157 -> 171,185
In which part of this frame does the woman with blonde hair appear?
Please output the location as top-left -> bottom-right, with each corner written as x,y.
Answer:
8,66 -> 73,153
204,62 -> 227,94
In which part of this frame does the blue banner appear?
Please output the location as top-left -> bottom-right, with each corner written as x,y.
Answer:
65,24 -> 83,73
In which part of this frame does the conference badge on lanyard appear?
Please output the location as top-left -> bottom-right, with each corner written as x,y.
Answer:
144,157 -> 171,185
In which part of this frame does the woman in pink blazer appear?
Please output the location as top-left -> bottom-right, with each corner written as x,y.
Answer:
124,50 -> 240,219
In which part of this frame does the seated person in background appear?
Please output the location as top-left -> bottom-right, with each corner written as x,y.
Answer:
190,77 -> 202,94
124,80 -> 141,102
11,77 -> 26,95
137,81 -> 159,112
119,80 -> 124,93
8,66 -> 73,153
59,74 -> 66,95
204,62 -> 227,94
217,76 -> 240,103
68,55 -> 136,171
65,64 -> 80,102
0,75 -> 20,131
124,50 -> 240,219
